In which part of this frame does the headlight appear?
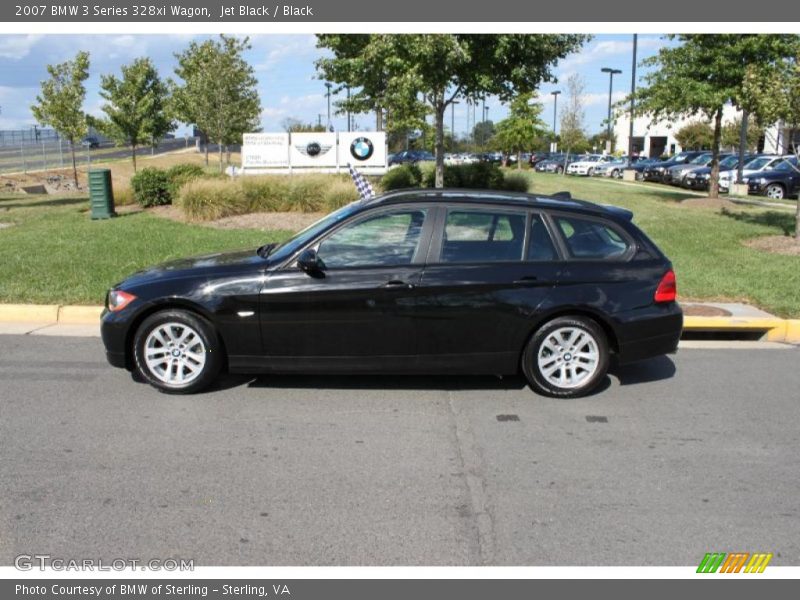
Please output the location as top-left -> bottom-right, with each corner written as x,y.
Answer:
758,177 -> 767,184
107,289 -> 137,312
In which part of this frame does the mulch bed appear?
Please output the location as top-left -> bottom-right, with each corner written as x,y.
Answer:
744,235 -> 800,256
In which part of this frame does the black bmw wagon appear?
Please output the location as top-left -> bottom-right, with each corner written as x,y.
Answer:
101,189 -> 682,397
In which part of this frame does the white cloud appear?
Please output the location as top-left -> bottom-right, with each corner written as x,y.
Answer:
557,36 -> 663,72
0,35 -> 42,60
254,35 -> 317,72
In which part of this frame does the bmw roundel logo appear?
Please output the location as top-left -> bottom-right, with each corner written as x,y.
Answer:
350,137 -> 374,161
306,142 -> 322,157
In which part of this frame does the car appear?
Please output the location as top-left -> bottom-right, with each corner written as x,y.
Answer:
746,156 -> 800,199
566,154 -> 612,176
535,154 -> 578,174
81,136 -> 100,149
529,152 -> 554,166
592,157 -> 643,179
101,189 -> 683,399
641,151 -> 708,183
718,154 -> 787,192
663,153 -> 727,186
388,150 -> 435,166
682,154 -> 756,191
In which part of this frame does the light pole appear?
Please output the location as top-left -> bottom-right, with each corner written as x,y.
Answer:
325,82 -> 333,130
601,67 -> 622,153
628,34 -> 638,164
346,85 -> 351,132
451,100 -> 459,150
551,90 -> 561,152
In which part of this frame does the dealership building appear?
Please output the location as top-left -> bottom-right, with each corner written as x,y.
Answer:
613,105 -> 796,158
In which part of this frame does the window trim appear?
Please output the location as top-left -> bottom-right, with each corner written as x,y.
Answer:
279,203 -> 437,272
545,210 -> 637,262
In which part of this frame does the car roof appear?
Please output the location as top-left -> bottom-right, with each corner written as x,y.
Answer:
362,188 -> 633,220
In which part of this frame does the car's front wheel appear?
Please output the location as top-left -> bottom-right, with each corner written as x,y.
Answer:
522,316 -> 610,398
611,169 -> 620,179
765,183 -> 785,200
133,310 -> 222,394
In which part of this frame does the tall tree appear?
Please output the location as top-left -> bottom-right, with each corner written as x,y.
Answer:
97,57 -> 173,172
492,92 -> 548,169
30,51 -> 90,188
172,35 -> 261,172
742,38 -> 800,240
631,34 -> 799,198
316,34 -> 587,187
559,74 -> 589,171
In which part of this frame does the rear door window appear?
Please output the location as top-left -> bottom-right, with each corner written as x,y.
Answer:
555,215 -> 631,260
441,209 -> 526,263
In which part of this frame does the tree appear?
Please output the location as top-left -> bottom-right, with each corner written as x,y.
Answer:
30,51 -> 90,188
559,74 -> 589,170
472,120 -> 495,149
281,117 -> 326,132
631,34 -> 799,198
721,117 -> 763,152
97,57 -> 173,172
742,38 -> 800,240
316,34 -> 587,187
492,93 -> 548,169
675,120 -> 714,150
172,35 -> 261,172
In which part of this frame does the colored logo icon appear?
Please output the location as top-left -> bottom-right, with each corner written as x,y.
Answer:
696,552 -> 772,573
350,137 -> 374,161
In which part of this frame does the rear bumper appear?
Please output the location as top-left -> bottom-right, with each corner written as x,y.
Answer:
614,303 -> 683,365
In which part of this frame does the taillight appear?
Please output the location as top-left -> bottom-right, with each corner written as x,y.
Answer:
107,290 -> 137,312
654,270 -> 677,303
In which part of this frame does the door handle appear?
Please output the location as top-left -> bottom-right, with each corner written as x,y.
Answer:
513,276 -> 539,285
383,280 -> 415,289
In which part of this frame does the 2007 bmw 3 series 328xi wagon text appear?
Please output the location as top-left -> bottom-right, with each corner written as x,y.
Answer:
101,189 -> 683,398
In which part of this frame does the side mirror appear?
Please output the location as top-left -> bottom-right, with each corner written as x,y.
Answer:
297,248 -> 321,274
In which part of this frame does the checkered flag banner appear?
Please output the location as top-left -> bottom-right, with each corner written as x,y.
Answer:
348,163 -> 375,200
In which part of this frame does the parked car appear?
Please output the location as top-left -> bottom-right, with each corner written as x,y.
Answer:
101,189 -> 682,398
535,154 -> 578,174
746,156 -> 800,199
641,151 -> 708,183
627,157 -> 661,180
663,153 -> 726,186
389,150 -> 435,166
81,136 -> 100,149
592,156 -> 644,179
718,154 -> 787,192
566,154 -> 612,176
682,154 -> 756,191
529,152 -> 554,166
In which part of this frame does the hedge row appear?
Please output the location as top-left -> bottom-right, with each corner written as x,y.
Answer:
381,162 -> 530,193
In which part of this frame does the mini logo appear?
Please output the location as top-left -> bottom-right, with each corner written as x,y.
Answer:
350,136 -> 374,161
696,552 -> 772,574
296,141 -> 332,158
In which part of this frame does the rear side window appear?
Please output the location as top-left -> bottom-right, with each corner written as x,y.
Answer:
441,209 -> 526,263
528,214 -> 558,261
555,215 -> 631,260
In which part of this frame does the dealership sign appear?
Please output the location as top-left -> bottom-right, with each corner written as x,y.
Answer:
241,131 -> 387,173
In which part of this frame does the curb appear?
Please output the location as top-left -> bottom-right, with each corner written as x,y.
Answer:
0,304 -> 798,343
0,304 -> 103,325
683,316 -> 800,343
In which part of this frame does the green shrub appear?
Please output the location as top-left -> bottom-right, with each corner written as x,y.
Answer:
421,162 -> 506,190
502,172 -> 531,192
166,163 -> 206,192
130,167 -> 171,207
176,179 -> 248,221
381,164 -> 422,190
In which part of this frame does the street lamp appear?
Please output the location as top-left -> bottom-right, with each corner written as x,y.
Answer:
601,67 -> 622,153
551,90 -> 561,152
325,82 -> 333,130
451,100 -> 460,149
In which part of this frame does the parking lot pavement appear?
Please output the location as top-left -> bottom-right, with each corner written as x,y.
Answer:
1,335 -> 798,566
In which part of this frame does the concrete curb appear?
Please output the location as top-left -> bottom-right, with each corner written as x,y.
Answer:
0,304 -> 798,343
0,304 -> 103,325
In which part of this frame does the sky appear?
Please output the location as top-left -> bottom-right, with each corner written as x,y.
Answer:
0,34 -> 670,139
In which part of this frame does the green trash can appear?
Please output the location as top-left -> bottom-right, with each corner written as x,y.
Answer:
88,168 -> 115,219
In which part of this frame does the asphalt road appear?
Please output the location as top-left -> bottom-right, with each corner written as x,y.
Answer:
1,335 -> 798,566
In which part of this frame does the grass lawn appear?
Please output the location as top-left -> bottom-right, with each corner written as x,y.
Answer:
521,172 -> 800,318
1,173 -> 799,317
0,194 -> 288,305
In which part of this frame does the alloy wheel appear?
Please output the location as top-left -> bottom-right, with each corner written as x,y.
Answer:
144,322 -> 207,385
536,327 -> 600,389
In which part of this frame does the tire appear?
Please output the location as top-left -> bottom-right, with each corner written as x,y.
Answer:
133,309 -> 223,394
766,183 -> 785,200
556,166 -> 564,174
611,169 -> 620,179
521,316 -> 610,398
587,168 -> 594,176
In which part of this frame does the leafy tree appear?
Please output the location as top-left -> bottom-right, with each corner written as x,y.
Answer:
472,120 -> 495,148
631,34 -> 799,198
721,117 -> 763,152
316,34 -> 587,187
30,51 -> 90,188
96,57 -> 173,172
281,117 -> 326,132
559,74 -> 589,169
172,35 -> 261,172
492,93 -> 548,168
589,130 -> 617,154
675,120 -> 714,150
742,39 -> 800,239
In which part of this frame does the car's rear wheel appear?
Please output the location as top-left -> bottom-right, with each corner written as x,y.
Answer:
522,316 -> 610,398
766,183 -> 785,199
556,166 -> 564,174
611,169 -> 620,179
133,310 -> 222,394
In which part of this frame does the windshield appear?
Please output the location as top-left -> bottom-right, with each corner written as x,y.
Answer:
265,201 -> 364,263
719,155 -> 739,168
690,154 -> 712,164
774,157 -> 798,172
743,157 -> 772,170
